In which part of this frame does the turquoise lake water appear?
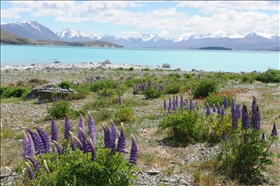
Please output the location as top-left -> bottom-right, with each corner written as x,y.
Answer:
1,45 -> 279,72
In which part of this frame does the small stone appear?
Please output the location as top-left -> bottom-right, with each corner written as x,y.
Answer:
147,168 -> 161,175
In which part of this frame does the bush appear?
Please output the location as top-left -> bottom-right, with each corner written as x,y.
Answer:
255,69 -> 280,83
192,79 -> 218,99
115,106 -> 136,123
167,73 -> 181,79
164,83 -> 180,94
1,86 -> 30,99
90,80 -> 118,92
57,81 -> 73,89
144,86 -> 162,99
159,109 -> 209,144
47,100 -> 70,120
205,93 -> 233,108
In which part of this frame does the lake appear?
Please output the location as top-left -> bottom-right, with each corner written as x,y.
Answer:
1,45 -> 279,72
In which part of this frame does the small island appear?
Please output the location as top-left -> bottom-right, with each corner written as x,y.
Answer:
199,46 -> 232,50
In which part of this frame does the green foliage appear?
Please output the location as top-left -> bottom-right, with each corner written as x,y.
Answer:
255,69 -> 280,83
159,109 -> 209,144
47,100 -> 70,120
205,93 -> 233,107
192,79 -> 218,99
167,73 -> 182,79
90,80 -> 118,92
115,106 -> 136,123
144,86 -> 162,99
16,144 -> 136,186
83,97 -> 117,110
68,86 -> 90,100
241,73 -> 255,83
214,129 -> 277,184
0,86 -> 30,99
57,81 -> 73,89
164,83 -> 180,94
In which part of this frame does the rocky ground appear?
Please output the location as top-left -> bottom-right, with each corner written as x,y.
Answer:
1,65 -> 279,186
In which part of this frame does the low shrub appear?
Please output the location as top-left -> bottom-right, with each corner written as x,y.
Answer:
47,100 -> 70,120
90,79 -> 118,92
192,79 -> 218,99
255,69 -> 280,83
1,86 -> 30,99
144,86 -> 162,99
164,83 -> 180,94
115,106 -> 136,123
57,81 -> 73,89
205,93 -> 233,108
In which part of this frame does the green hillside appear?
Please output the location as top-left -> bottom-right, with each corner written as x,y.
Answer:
0,28 -> 33,45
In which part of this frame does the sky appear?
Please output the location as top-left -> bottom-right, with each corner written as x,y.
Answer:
1,1 -> 279,38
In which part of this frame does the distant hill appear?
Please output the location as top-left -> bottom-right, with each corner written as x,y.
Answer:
0,28 -> 122,48
199,46 -> 232,50
0,28 -> 33,45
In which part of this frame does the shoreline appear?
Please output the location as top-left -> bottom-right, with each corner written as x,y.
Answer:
0,62 -> 156,72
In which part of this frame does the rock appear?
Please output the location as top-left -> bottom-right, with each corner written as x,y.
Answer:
85,76 -> 104,83
101,59 -> 111,65
27,83 -> 76,104
147,168 -> 161,175
162,63 -> 171,68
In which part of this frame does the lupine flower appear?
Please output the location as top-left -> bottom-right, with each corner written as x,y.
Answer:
252,96 -> 257,125
129,135 -> 138,165
217,104 -> 221,115
168,98 -> 172,110
180,96 -> 185,108
35,127 -> 51,153
70,132 -> 77,151
118,96 -> 123,105
231,107 -> 238,130
236,104 -> 241,118
64,114 -> 72,140
190,98 -> 194,110
53,140 -> 64,155
175,96 -> 178,109
25,162 -> 35,180
103,123 -> 111,148
231,99 -> 235,110
88,113 -> 96,145
72,134 -> 83,150
77,114 -> 85,143
242,104 -> 250,130
224,96 -> 228,109
221,108 -> 225,116
22,131 -> 31,158
206,104 -> 211,115
271,123 -> 278,137
254,105 -> 261,131
117,123 -> 126,153
244,133 -> 248,143
164,99 -> 167,110
212,104 -> 216,112
51,117 -> 58,142
261,133 -> 266,142
222,131 -> 228,141
26,128 -> 44,155
159,85 -> 164,91
79,127 -> 91,153
88,138 -> 97,161
26,156 -> 41,171
111,120 -> 119,148
44,159 -> 50,174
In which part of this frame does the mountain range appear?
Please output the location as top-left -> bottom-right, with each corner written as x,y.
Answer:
1,21 -> 279,50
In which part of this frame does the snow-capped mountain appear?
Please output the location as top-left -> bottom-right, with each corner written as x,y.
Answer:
1,21 -> 60,40
54,28 -> 100,41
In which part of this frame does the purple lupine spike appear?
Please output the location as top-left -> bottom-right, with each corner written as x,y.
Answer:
224,96 -> 228,109
261,133 -> 266,142
236,103 -> 241,118
164,99 -> 167,110
118,96 -> 123,105
244,133 -> 248,143
25,162 -> 35,180
168,106 -> 172,114
231,107 -> 238,130
117,123 -> 126,153
190,98 -> 194,110
77,114 -> 85,143
148,80 -> 151,86
221,108 -> 225,116
252,96 -> 257,125
35,127 -> 51,153
159,85 -> 164,91
64,114 -> 72,140
26,156 -> 41,171
53,140 -> 64,155
73,135 -> 83,150
175,95 -> 178,109
28,134 -> 35,157
143,82 -> 147,91
231,99 -> 235,110
69,132 -> 77,151
242,104 -> 250,130
168,98 -> 172,110
79,127 -> 91,153
206,103 -> 211,115
88,113 -> 96,144
103,123 -> 111,148
26,128 -> 44,155
217,104 -> 221,115
271,123 -> 278,137
111,120 -> 119,148
180,96 -> 184,108
254,105 -> 261,131
212,104 -> 217,112
129,135 -> 138,165
89,138 -> 97,161
22,131 -> 30,158
51,117 -> 58,142
221,131 -> 228,141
